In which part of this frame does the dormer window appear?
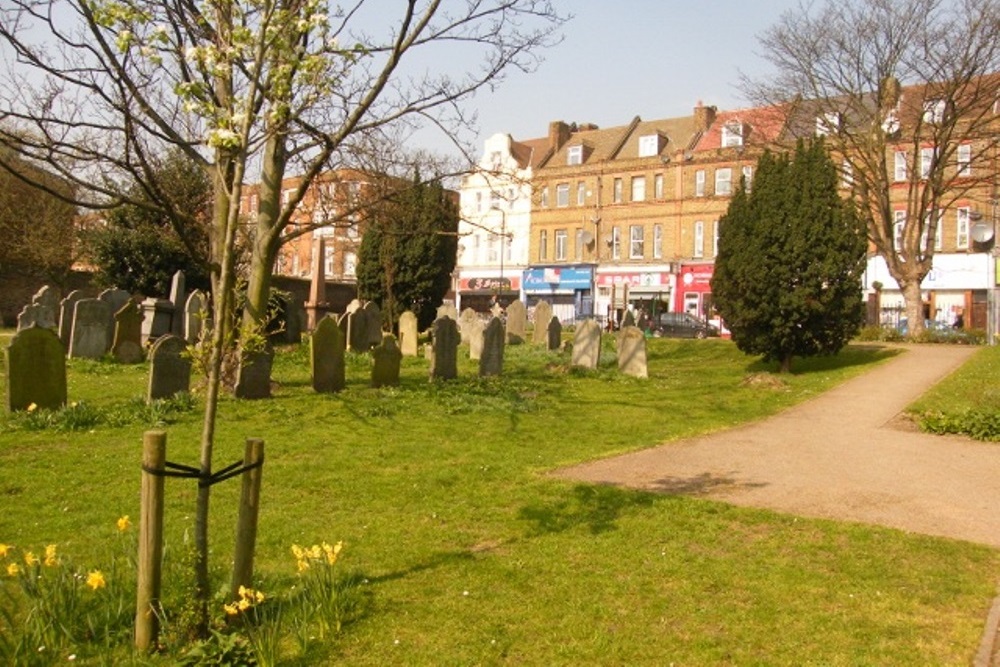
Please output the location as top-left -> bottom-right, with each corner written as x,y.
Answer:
923,99 -> 947,124
815,112 -> 841,137
721,121 -> 744,148
638,134 -> 664,158
567,145 -> 583,165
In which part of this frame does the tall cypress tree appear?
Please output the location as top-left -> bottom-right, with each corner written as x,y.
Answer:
712,139 -> 867,372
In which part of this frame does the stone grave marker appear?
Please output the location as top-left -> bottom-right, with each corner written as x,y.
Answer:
345,299 -> 362,314
506,300 -> 527,344
147,334 -> 191,401
283,299 -> 305,345
532,301 -> 553,345
436,303 -> 457,322
479,317 -> 505,377
184,290 -> 207,344
6,326 -> 67,412
140,298 -> 175,344
169,270 -> 186,335
234,343 -> 274,399
490,302 -> 503,318
458,308 -> 478,345
98,288 -> 131,350
621,309 -> 636,329
363,301 -> 383,350
31,285 -> 60,330
617,325 -> 648,378
58,289 -> 86,349
429,316 -> 459,381
547,316 -> 562,351
17,304 -> 44,332
310,314 -> 345,393
398,310 -> 419,357
571,318 -> 602,369
113,299 -> 145,363
69,298 -> 112,359
346,308 -> 370,352
371,334 -> 402,388
467,317 -> 485,361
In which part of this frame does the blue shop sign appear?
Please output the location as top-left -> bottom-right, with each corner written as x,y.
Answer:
523,266 -> 593,292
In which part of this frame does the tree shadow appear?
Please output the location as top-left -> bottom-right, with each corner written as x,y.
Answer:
645,472 -> 768,496
517,483 -> 657,536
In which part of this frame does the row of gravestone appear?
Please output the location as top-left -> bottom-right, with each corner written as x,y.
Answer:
447,300 -> 556,347
16,277 -> 209,362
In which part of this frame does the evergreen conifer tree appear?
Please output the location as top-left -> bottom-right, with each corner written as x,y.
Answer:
712,139 -> 867,372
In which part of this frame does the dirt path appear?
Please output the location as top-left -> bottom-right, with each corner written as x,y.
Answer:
554,344 -> 1000,548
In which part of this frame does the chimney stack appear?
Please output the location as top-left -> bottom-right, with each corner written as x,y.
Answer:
548,121 -> 571,151
694,101 -> 717,131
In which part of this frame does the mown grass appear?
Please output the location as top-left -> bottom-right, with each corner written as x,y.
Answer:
1,333 -> 998,665
908,343 -> 1000,440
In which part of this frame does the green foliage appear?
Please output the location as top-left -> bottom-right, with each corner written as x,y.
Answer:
356,174 -> 459,330
1,394 -> 195,433
919,409 -> 1000,440
84,150 -> 212,297
712,139 -> 867,371
178,629 -> 258,666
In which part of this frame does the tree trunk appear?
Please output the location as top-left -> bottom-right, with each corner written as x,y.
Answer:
779,355 -> 793,374
901,280 -> 926,336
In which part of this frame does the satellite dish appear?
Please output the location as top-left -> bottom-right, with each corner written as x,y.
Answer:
971,222 -> 995,244
581,230 -> 594,246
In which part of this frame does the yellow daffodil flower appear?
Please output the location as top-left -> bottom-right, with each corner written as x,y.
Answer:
86,570 -> 106,590
27,402 -> 37,412
117,516 -> 131,532
254,590 -> 265,603
223,602 -> 239,616
23,551 -> 39,567
43,544 -> 57,567
0,543 -> 10,558
237,598 -> 251,611
7,563 -> 21,576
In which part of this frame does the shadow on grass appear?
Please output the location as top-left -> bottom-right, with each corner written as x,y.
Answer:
744,343 -> 901,375
517,483 -> 657,536
647,472 -> 768,496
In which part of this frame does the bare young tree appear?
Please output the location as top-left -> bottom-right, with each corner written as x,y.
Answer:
745,0 -> 1000,335
0,0 -> 566,634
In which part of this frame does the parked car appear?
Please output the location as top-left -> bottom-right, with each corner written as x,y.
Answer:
651,312 -> 720,338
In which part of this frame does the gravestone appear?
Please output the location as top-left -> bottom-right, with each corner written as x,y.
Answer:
169,270 -> 186,336
506,300 -> 527,344
621,309 -> 636,329
478,317 -> 505,377
234,343 -> 274,399
547,316 -> 563,351
337,311 -> 350,345
617,325 -> 648,378
112,299 -> 145,363
490,302 -> 503,318
345,299 -> 362,314
371,334 -> 402,388
346,308 -> 370,352
58,290 -> 86,350
69,298 -> 112,359
436,303 -> 457,322
398,310 -> 419,357
310,315 -> 345,393
283,299 -> 305,345
31,285 -> 60,330
532,301 -> 553,345
98,288 -> 131,351
184,290 -> 207,344
6,326 -> 67,412
467,317 -> 485,361
458,308 -> 479,345
571,318 -> 602,369
140,298 -> 175,344
147,334 -> 191,401
17,304 -> 44,332
429,316 -> 459,381
363,302 -> 383,350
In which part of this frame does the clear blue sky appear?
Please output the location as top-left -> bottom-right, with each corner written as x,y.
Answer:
420,0 -> 805,156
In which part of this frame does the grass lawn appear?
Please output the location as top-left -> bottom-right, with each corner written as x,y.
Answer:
1,333 -> 998,665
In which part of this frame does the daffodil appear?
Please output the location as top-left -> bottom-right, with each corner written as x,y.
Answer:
6,563 -> 21,576
117,516 -> 131,532
85,570 -> 106,590
27,402 -> 37,412
23,551 -> 38,567
0,543 -> 10,558
237,597 -> 251,611
43,544 -> 57,567
223,602 -> 239,616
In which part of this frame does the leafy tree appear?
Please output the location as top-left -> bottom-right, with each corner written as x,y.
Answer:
712,140 -> 867,372
357,174 -> 459,330
85,151 -> 212,296
747,0 -> 1000,336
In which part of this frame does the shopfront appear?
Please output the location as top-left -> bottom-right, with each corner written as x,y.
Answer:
523,265 -> 594,323
595,270 -> 673,327
456,275 -> 521,313
674,263 -> 716,320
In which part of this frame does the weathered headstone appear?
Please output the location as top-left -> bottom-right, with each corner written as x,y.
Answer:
234,343 -> 274,400
346,308 -> 370,352
371,334 -> 402,388
621,309 -> 637,329
6,326 -> 67,412
458,308 -> 479,345
140,298 -> 175,344
169,270 -> 186,336
98,288 -> 131,350
436,303 -> 457,322
283,299 -> 305,345
479,317 -> 505,377
490,302 -> 503,318
363,301 -> 383,350
506,300 -> 527,344
17,304 -> 44,332
467,317 -> 485,361
69,298 -> 112,359
398,310 -> 419,357
184,290 -> 207,344
58,290 -> 86,350
345,299 -> 362,314
112,299 -> 145,363
147,334 -> 191,401
547,316 -> 563,351
429,316 -> 459,381
617,325 -> 648,378
571,318 -> 602,369
310,315 -> 345,393
532,301 -> 553,345
31,285 -> 60,330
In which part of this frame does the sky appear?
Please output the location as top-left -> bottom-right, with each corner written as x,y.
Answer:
415,0 -> 805,157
